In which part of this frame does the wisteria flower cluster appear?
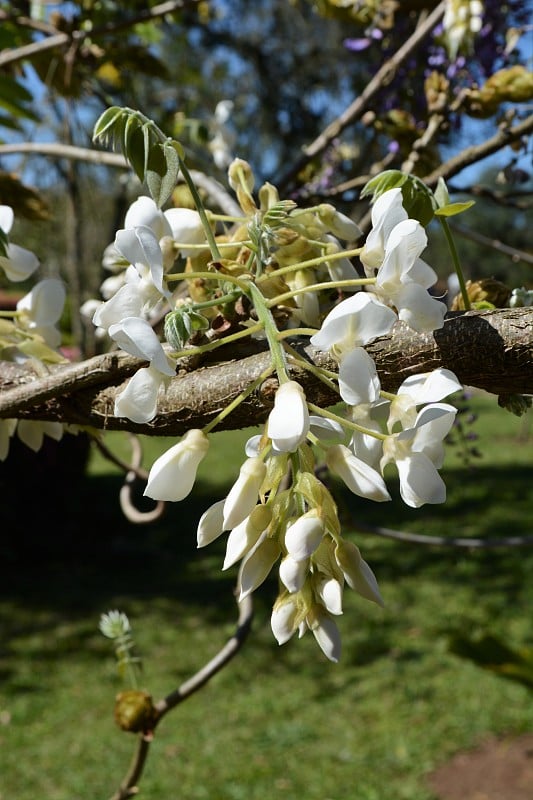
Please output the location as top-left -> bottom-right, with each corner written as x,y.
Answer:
0,205 -> 77,458
76,107 -> 475,661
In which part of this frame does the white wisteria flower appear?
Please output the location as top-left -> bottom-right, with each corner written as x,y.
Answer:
114,225 -> 170,300
338,346 -> 381,406
267,380 -> 310,453
124,195 -> 173,239
334,539 -> 384,606
310,291 -> 397,361
0,205 -> 40,282
237,532 -> 281,600
387,368 -> 462,431
223,504 -> 272,570
381,402 -> 457,507
360,188 -> 408,273
326,443 -> 391,502
196,499 -> 226,548
223,457 -> 267,530
144,429 -> 210,502
108,317 -> 176,377
284,510 -> 325,561
114,364 -> 168,424
163,208 -> 208,258
16,278 -> 66,348
306,606 -> 342,663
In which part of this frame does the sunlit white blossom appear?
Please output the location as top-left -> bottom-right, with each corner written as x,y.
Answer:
0,205 -> 40,282
284,510 -> 325,561
108,317 -> 176,376
237,532 -> 281,600
223,457 -> 267,530
335,539 -> 384,606
114,365 -> 167,424
197,499 -> 226,547
381,403 -> 457,507
338,346 -> 381,406
310,291 -> 396,360
144,429 -> 209,502
267,380 -> 310,453
223,504 -> 272,570
326,443 -> 391,502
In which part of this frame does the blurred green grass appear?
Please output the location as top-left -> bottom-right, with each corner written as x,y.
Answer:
0,392 -> 531,800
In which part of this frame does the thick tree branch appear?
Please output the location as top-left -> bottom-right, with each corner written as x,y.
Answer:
0,308 -> 531,436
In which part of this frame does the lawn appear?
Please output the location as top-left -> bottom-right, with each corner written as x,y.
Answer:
0,391 -> 531,800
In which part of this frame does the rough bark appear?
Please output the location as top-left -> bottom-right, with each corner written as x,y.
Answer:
0,308 -> 531,437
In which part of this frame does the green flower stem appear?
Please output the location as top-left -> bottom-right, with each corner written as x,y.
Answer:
277,327 -> 320,339
165,269 -> 250,293
178,156 -> 221,261
247,282 -> 290,383
379,390 -> 397,401
265,277 -> 375,308
307,402 -> 387,441
207,212 -> 247,224
168,321 -> 264,360
170,239 -> 253,253
438,216 -> 471,310
282,341 -> 339,394
257,247 -> 365,282
186,290 -> 242,312
202,367 -> 275,435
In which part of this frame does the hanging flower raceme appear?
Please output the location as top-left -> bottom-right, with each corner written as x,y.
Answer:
88,108 -> 471,662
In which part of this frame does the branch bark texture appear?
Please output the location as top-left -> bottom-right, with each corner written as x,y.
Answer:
0,309 -> 531,436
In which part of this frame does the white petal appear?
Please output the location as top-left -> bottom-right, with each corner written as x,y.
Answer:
164,208 -> 207,258
308,609 -> 341,662
109,317 -> 176,376
17,279 -> 66,327
396,452 -> 446,508
197,499 -> 226,547
398,370 -> 462,404
271,597 -> 299,645
334,539 -> 384,606
223,508 -> 268,570
308,415 -> 346,442
311,292 -> 396,354
316,576 -> 344,615
284,512 -> 324,561
279,554 -> 308,592
326,444 -> 391,502
237,534 -> 281,600
124,196 -> 171,239
144,429 -> 209,502
223,457 -> 266,530
394,284 -> 447,333
0,205 -> 14,233
0,244 -> 40,282
92,282 -> 143,329
267,381 -> 309,453
114,366 -> 164,423
338,347 -> 380,406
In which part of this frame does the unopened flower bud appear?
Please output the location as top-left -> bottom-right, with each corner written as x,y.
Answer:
267,381 -> 310,453
334,539 -> 384,606
144,429 -> 209,502
114,690 -> 156,734
223,457 -> 267,530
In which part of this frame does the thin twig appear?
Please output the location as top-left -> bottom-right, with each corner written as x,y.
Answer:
278,0 -> 447,190
0,1 -> 200,67
353,520 -> 533,548
109,594 -> 254,800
